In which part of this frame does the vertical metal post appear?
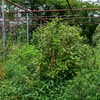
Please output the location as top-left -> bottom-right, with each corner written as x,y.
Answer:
26,13 -> 29,44
66,0 -> 76,21
97,0 -> 100,4
2,0 -> 5,60
40,19 -> 42,26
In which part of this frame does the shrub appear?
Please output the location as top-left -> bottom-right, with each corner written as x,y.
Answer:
0,44 -> 42,99
5,44 -> 42,79
31,19 -> 89,80
63,69 -> 100,100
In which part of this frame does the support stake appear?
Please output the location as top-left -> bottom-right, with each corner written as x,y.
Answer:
2,0 -> 5,60
26,13 -> 29,44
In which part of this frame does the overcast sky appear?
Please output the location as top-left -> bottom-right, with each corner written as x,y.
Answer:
82,0 -> 98,2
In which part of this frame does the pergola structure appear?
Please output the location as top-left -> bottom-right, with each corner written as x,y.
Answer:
1,0 -> 100,25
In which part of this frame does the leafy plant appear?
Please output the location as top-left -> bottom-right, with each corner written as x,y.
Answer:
0,44 -> 43,99
63,69 -> 100,100
5,44 -> 42,78
31,19 -> 89,80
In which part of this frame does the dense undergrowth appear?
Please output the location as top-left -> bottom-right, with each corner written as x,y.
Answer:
0,19 -> 100,100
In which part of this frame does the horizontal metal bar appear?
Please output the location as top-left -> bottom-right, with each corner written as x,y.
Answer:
0,16 -> 99,22
0,21 -> 99,28
42,16 -> 100,20
0,8 -> 100,14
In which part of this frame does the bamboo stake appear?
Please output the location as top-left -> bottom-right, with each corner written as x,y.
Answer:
26,13 -> 29,44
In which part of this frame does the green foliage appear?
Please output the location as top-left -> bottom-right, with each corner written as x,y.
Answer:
90,43 -> 100,69
0,41 -> 70,99
31,19 -> 89,80
1,1 -> 100,99
92,24 -> 100,46
17,28 -> 26,43
3,27 -> 28,59
63,69 -> 100,100
5,44 -> 42,77
0,39 -> 3,61
0,44 -> 42,99
0,20 -> 98,100
0,78 -> 67,100
81,23 -> 98,44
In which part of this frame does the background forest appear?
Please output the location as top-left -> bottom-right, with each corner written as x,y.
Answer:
0,0 -> 100,100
